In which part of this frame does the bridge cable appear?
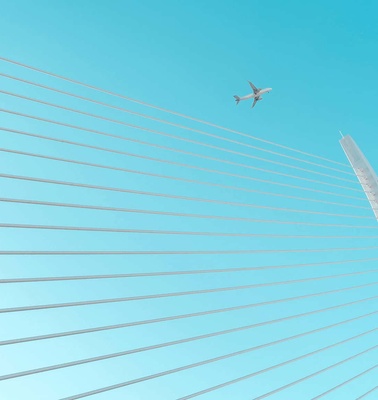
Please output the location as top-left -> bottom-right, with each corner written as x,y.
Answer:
0,56 -> 351,168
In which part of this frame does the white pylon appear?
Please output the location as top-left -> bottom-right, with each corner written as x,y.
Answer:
340,135 -> 378,221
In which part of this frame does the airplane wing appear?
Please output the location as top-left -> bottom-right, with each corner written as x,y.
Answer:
251,97 -> 258,108
248,81 -> 259,94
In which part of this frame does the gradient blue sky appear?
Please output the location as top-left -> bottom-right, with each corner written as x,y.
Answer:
1,1 -> 378,399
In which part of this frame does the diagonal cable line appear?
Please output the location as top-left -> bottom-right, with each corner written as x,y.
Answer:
1,306 -> 377,383
3,246 -> 378,255
313,364 -> 378,399
0,91 -> 360,190
178,332 -> 378,400
0,56 -> 351,168
0,144 -> 367,211
2,257 -> 378,284
0,173 -> 373,219
2,285 -> 377,347
60,325 -> 378,399
254,345 -> 378,400
0,72 -> 355,177
1,197 -> 377,229
1,273 -> 378,314
4,222 -> 378,238
357,386 -> 378,399
0,120 -> 365,202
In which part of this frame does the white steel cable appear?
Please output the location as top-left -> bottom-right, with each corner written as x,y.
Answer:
357,386 -> 378,399
0,56 -> 351,168
254,345 -> 378,400
313,364 -> 378,399
0,72 -> 355,177
179,332 -> 378,400
0,174 -> 373,219
1,110 -> 363,201
61,326 -> 378,399
2,257 -> 378,284
1,274 -> 378,314
0,91 -> 360,190
1,308 -> 377,383
0,144 -> 367,211
2,285 -> 376,347
4,222 -> 378,239
3,247 -> 378,256
1,197 -> 377,229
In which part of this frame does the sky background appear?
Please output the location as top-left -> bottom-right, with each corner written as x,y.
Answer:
0,1 -> 378,399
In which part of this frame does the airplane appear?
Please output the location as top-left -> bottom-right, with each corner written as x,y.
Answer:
234,81 -> 272,108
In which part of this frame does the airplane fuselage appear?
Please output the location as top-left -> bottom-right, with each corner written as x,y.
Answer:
234,81 -> 272,108
239,87 -> 272,101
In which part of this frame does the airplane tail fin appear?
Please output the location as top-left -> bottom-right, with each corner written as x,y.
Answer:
233,95 -> 240,105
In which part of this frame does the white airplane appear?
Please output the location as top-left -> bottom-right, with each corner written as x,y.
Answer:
234,81 -> 272,108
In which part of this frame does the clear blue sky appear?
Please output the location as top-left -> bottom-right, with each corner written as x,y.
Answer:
0,1 -> 378,399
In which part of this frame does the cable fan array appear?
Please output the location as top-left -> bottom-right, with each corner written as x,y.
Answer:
0,57 -> 377,400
